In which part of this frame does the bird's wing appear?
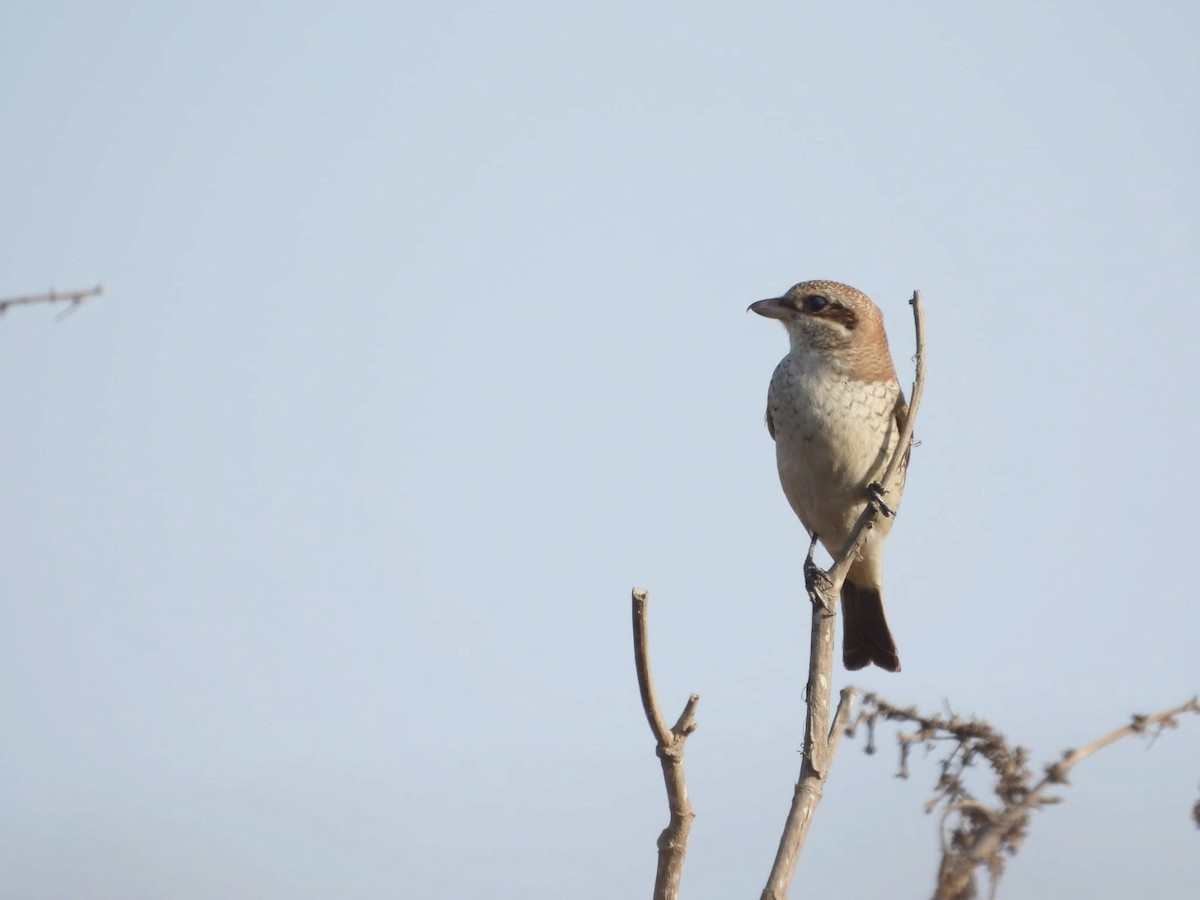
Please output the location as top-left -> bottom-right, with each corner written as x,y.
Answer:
765,406 -> 776,440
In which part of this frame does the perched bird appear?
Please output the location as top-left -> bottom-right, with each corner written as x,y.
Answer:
749,280 -> 909,672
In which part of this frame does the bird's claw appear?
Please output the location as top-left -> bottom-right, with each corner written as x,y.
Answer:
868,482 -> 895,517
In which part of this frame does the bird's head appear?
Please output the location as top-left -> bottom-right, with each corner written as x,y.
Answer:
749,279 -> 895,380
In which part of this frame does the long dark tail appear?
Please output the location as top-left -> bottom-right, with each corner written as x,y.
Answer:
841,580 -> 901,672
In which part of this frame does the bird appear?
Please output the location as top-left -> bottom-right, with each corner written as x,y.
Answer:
749,280 -> 909,672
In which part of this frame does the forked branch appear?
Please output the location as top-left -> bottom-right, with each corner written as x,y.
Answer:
632,588 -> 699,900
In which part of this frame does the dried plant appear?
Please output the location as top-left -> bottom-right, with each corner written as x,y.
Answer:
850,694 -> 1200,899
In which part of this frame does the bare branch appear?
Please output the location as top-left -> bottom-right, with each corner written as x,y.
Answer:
760,553 -> 841,900
631,588 -> 699,900
0,285 -> 103,317
762,291 -> 927,899
1039,701 -> 1196,786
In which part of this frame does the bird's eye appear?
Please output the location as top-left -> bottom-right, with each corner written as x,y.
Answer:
802,294 -> 830,312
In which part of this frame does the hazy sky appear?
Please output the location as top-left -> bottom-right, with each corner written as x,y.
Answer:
2,2 -> 1198,898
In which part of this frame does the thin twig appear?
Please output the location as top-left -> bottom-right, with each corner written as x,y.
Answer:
762,290 -> 927,900
631,588 -> 699,900
0,285 -> 103,316
633,588 -> 672,746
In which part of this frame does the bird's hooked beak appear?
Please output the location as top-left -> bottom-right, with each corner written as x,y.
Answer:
748,297 -> 794,320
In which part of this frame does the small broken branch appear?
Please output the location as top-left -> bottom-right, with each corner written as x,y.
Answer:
632,588 -> 699,900
0,285 -> 103,317
761,290 -> 927,899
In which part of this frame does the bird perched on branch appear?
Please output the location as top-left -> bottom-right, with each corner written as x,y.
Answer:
750,280 -> 909,672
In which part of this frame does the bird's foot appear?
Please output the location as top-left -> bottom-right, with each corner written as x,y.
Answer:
867,482 -> 894,517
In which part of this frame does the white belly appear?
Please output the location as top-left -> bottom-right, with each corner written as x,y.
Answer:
768,355 -> 901,553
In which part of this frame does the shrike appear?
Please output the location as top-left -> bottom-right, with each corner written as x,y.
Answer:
750,280 -> 909,672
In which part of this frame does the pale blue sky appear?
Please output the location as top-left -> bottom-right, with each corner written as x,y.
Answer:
2,2 -> 1198,897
